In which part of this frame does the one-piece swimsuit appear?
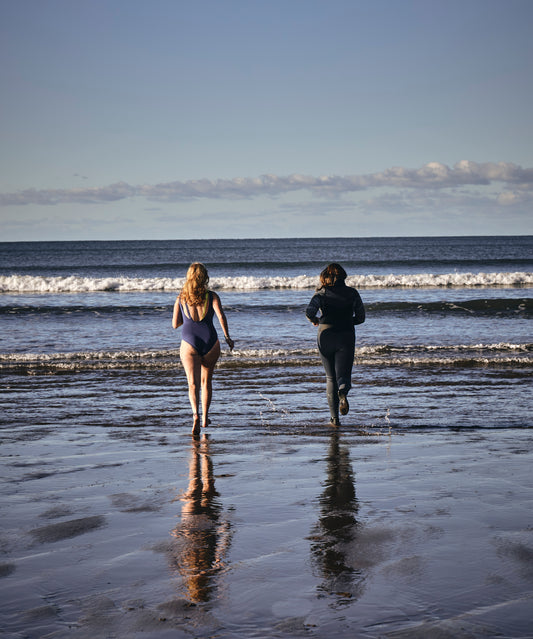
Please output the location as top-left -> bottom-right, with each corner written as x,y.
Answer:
180,291 -> 218,356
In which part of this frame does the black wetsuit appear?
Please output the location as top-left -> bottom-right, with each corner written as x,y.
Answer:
306,282 -> 365,419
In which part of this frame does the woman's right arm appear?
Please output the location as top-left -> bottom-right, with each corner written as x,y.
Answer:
305,294 -> 321,325
172,297 -> 183,329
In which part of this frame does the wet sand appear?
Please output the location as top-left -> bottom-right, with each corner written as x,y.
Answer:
1,423 -> 532,638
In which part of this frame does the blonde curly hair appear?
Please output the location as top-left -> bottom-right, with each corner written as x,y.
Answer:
180,262 -> 210,306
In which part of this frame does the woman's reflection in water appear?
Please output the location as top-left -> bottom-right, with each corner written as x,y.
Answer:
310,431 -> 362,600
169,434 -> 232,603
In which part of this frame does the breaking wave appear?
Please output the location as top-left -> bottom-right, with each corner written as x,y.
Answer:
2,343 -> 531,374
1,271 -> 532,293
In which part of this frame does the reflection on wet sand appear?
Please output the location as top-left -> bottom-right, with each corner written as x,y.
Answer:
168,435 -> 232,603
310,431 -> 362,600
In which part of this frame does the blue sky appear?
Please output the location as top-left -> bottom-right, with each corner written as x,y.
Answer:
1,0 -> 532,241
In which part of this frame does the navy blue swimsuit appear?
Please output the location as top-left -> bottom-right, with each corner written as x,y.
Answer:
180,291 -> 219,356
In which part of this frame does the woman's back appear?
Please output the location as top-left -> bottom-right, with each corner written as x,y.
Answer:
307,283 -> 365,331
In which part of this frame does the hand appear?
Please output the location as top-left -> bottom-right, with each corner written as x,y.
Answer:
225,336 -> 235,351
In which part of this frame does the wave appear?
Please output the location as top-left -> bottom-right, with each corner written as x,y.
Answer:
3,257 -> 532,274
1,297 -> 531,318
1,272 -> 532,293
370,298 -> 533,317
0,304 -> 169,316
2,343 -> 531,374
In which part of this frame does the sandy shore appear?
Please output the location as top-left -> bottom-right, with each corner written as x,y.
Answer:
1,423 -> 532,638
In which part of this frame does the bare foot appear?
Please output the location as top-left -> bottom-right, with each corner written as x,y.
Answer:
202,418 -> 211,428
191,415 -> 201,438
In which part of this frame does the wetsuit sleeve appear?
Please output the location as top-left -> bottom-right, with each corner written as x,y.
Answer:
305,293 -> 322,322
352,290 -> 365,325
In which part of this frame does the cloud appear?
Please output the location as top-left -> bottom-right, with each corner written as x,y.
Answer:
496,190 -> 531,206
1,161 -> 532,207
0,182 -> 137,206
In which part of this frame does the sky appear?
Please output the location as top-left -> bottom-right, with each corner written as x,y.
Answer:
1,0 -> 532,241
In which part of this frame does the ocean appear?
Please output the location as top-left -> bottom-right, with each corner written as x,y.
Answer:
1,236 -> 531,430
1,236 -> 533,638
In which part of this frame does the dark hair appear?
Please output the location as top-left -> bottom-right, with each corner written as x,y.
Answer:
318,263 -> 347,290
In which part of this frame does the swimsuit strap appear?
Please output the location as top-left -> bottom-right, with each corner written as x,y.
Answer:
180,296 -> 191,320
202,291 -> 210,319
181,292 -> 210,321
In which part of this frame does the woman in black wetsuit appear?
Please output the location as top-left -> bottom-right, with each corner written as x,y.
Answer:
306,263 -> 365,426
172,263 -> 234,437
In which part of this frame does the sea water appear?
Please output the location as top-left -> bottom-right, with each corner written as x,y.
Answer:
1,236 -> 531,430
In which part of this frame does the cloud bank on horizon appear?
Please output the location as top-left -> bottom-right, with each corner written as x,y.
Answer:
2,161 -> 532,207
1,0 -> 532,239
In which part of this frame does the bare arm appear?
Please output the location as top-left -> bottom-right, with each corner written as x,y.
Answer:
172,296 -> 183,329
212,292 -> 234,350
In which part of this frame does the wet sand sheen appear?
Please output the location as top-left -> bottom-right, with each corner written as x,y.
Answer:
1,425 -> 532,638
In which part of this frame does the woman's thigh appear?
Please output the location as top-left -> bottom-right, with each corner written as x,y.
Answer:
319,330 -> 354,378
200,340 -> 221,380
180,341 -> 202,383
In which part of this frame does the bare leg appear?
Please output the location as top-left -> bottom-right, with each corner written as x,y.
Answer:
200,340 -> 221,427
180,341 -> 202,436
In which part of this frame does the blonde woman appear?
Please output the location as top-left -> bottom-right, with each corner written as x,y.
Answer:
173,263 -> 234,436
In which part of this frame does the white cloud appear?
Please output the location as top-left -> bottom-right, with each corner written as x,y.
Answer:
1,161 -> 532,206
496,190 -> 531,205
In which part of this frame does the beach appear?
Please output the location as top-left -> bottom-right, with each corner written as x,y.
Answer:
1,236 -> 532,637
1,418 -> 532,638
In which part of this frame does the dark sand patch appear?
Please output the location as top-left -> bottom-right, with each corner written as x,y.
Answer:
494,535 -> 533,578
29,515 -> 106,543
109,492 -> 163,513
39,506 -> 75,519
23,604 -> 60,621
0,563 -> 16,578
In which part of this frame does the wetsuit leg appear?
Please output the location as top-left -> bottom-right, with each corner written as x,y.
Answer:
319,351 -> 339,419
318,328 -> 339,419
334,332 -> 355,395
318,329 -> 355,419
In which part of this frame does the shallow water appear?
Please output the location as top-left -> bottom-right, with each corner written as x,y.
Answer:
1,236 -> 532,636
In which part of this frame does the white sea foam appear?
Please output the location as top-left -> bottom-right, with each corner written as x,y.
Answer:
1,272 -> 532,293
1,343 -> 531,373
1,342 -> 528,361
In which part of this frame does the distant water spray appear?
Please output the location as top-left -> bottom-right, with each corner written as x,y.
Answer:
384,408 -> 391,434
368,407 -> 392,435
259,393 -> 291,427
